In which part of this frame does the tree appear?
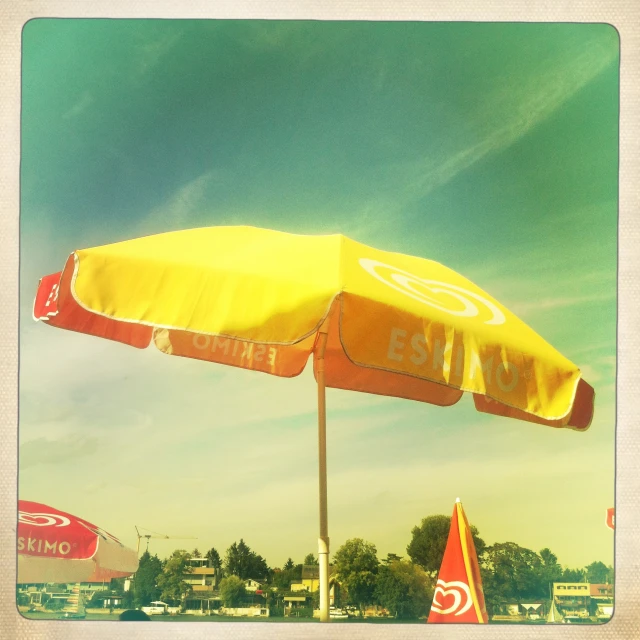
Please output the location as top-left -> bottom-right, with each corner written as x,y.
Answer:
16,588 -> 30,607
205,546 -> 223,586
333,538 -> 379,614
133,551 -> 163,607
191,548 -> 202,558
156,549 -> 193,603
605,565 -> 614,584
303,553 -> 318,565
561,567 -> 586,582
219,576 -> 247,607
538,548 -> 563,592
225,539 -> 269,580
121,589 -> 134,609
585,561 -> 610,584
407,515 -> 485,577
382,553 -> 403,565
87,590 -> 110,608
206,547 -> 222,570
481,542 -> 546,614
109,577 -> 126,592
374,560 -> 433,619
272,561 -> 302,590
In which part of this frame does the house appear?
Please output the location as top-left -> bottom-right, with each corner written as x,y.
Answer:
79,582 -> 110,594
220,606 -> 269,617
589,583 -> 614,620
300,564 -> 333,592
296,564 -> 339,605
283,594 -> 311,616
183,595 -> 220,615
244,578 -> 262,592
519,602 -> 544,620
553,582 -> 590,618
590,583 -> 613,599
489,603 -> 525,621
89,593 -> 125,609
182,557 -> 217,592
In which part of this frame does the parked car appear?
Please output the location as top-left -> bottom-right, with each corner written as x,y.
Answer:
141,601 -> 169,616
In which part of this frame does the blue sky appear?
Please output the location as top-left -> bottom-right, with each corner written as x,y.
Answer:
19,19 -> 618,570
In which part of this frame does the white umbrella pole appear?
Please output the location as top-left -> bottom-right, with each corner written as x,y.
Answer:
315,325 -> 330,623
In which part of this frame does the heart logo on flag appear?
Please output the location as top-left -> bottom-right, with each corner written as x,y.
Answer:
431,579 -> 473,616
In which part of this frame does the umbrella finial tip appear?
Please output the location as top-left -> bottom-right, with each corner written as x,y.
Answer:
455,497 -> 461,503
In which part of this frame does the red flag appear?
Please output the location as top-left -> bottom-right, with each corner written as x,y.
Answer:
427,499 -> 488,623
33,258 -> 152,349
606,507 -> 615,530
33,272 -> 62,320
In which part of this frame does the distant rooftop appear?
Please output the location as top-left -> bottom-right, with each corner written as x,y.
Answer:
301,564 -> 334,580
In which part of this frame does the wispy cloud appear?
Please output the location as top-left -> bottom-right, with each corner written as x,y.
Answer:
404,37 -> 618,198
508,292 -> 616,317
62,91 -> 94,119
20,435 -> 101,470
578,355 -> 617,386
139,169 -> 220,231
342,37 -> 619,243
133,30 -> 184,79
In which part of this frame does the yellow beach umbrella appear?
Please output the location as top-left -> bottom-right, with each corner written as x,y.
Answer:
33,226 -> 594,621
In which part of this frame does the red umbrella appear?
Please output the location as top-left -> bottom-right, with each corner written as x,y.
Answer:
17,500 -> 138,583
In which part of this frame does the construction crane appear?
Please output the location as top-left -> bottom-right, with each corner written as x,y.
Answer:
134,525 -> 197,555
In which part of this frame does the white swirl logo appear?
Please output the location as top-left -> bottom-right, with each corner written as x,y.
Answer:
431,579 -> 473,616
359,258 -> 506,326
19,511 -> 71,528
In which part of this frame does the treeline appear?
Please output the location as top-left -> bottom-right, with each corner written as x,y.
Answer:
126,514 -> 613,619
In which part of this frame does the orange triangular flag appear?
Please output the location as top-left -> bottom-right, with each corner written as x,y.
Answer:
427,499 -> 488,623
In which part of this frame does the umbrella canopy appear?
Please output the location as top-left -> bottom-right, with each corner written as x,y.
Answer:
17,500 -> 139,584
32,225 -> 595,619
34,225 -> 593,428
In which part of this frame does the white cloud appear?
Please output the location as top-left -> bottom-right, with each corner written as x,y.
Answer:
338,38 -> 618,245
62,91 -> 94,120
20,434 -> 102,469
133,30 -> 184,79
408,36 -> 618,195
508,292 -> 616,318
138,169 -> 221,231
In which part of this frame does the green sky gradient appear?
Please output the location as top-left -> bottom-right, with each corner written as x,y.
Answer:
19,20 -> 618,570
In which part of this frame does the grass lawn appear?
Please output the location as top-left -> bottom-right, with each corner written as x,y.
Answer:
21,611 -> 423,623
21,611 -> 595,625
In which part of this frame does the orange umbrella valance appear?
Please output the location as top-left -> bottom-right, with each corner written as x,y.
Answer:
33,225 -> 593,430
